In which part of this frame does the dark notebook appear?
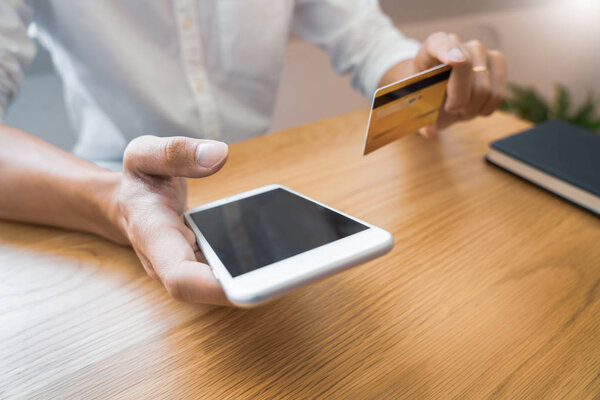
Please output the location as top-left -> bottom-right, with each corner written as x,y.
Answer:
486,119 -> 600,216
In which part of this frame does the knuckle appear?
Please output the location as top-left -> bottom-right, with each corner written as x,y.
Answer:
123,135 -> 152,170
125,135 -> 151,155
428,31 -> 448,45
432,31 -> 448,40
163,137 -> 189,165
466,39 -> 485,52
490,88 -> 505,105
448,33 -> 461,43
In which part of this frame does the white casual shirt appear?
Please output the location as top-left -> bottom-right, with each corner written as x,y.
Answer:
1,0 -> 420,165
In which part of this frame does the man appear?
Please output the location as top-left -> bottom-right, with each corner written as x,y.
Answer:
0,1 -> 506,305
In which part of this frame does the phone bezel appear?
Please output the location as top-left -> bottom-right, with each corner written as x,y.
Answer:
184,184 -> 393,307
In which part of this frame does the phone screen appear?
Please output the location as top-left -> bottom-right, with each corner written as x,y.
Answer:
189,188 -> 368,277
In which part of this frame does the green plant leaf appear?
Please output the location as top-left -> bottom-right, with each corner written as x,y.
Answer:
552,85 -> 570,119
574,119 -> 600,132
500,82 -> 600,133
569,91 -> 596,125
504,84 -> 549,123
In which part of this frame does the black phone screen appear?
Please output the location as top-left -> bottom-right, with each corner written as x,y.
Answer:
189,188 -> 368,277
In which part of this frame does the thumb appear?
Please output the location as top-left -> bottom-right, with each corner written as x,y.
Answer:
415,32 -> 469,69
123,135 -> 228,178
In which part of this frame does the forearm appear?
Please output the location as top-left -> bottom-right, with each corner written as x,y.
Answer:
0,123 -> 127,244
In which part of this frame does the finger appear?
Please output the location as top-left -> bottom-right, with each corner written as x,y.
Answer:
414,32 -> 473,116
460,40 -> 492,119
444,41 -> 474,114
165,260 -> 231,305
124,135 -> 228,178
480,50 -> 507,116
137,216 -> 230,305
182,225 -> 197,248
194,248 -> 208,264
415,32 -> 469,69
162,234 -> 229,305
432,107 -> 462,132
418,125 -> 437,139
133,247 -> 159,281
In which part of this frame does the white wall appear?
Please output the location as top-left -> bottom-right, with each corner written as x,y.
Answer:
398,0 -> 600,103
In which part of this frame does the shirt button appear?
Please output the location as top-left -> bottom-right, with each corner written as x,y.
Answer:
196,81 -> 204,92
183,17 -> 191,30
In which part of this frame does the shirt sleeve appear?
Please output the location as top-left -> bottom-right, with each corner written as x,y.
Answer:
0,0 -> 35,121
293,0 -> 420,98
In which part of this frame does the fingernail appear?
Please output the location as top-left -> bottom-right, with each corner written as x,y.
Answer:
448,48 -> 466,63
196,141 -> 228,168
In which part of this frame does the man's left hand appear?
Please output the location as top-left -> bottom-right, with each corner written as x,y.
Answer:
381,31 -> 507,138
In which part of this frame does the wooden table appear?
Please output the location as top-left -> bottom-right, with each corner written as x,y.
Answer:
1,111 -> 599,399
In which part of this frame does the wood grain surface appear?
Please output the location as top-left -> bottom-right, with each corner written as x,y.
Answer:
1,111 -> 599,399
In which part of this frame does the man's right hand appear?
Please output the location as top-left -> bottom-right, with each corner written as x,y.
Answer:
112,136 -> 230,305
0,122 -> 231,305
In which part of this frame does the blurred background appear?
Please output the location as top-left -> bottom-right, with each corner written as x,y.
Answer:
5,0 -> 600,150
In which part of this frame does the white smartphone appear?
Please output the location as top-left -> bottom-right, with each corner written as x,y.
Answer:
184,184 -> 393,307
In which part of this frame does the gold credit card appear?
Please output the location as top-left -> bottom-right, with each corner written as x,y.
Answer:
363,64 -> 451,155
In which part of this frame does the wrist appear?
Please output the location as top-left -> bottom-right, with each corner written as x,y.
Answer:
90,170 -> 129,245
